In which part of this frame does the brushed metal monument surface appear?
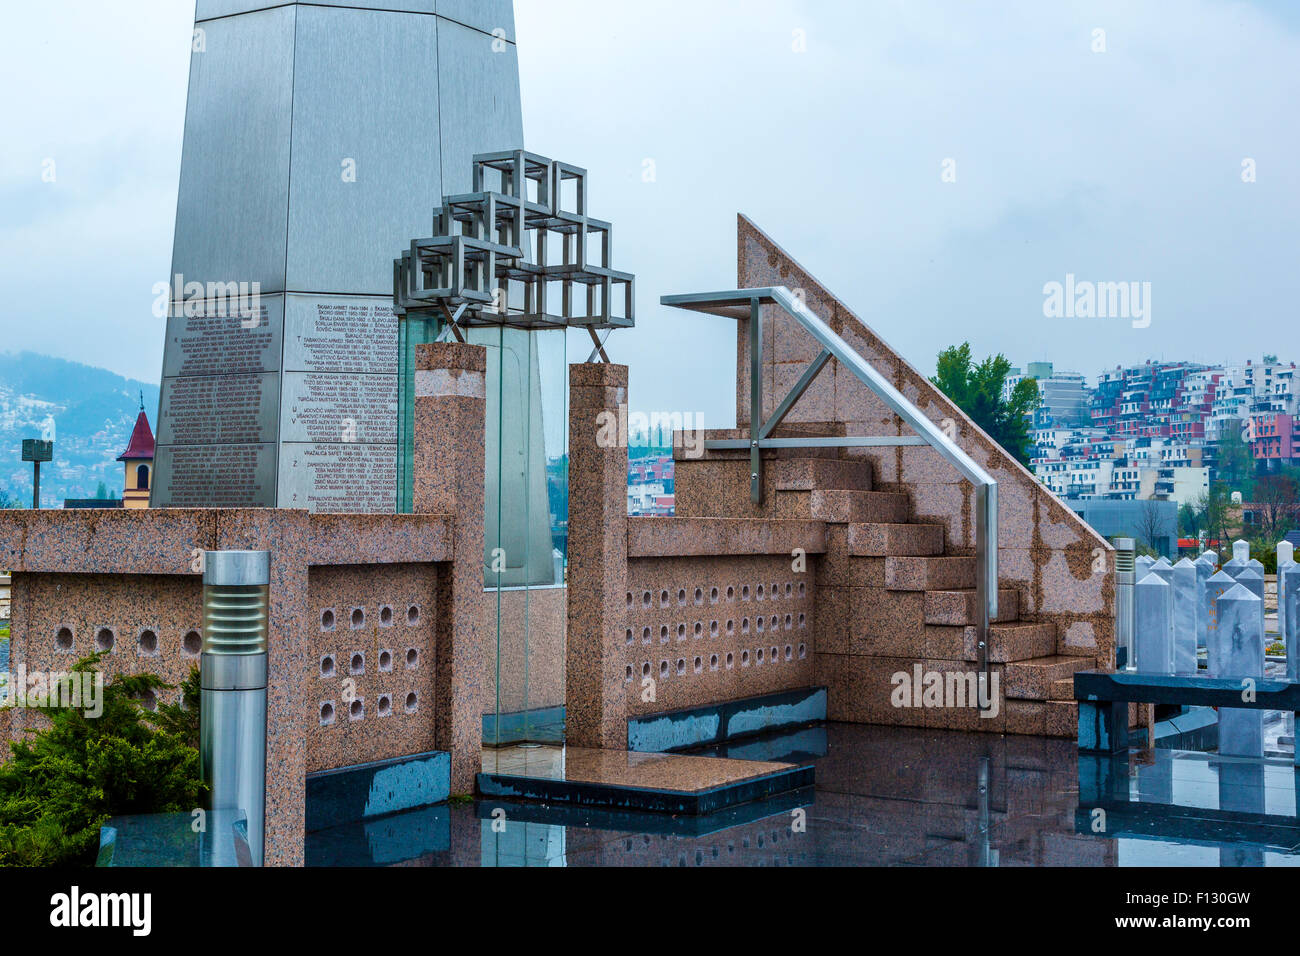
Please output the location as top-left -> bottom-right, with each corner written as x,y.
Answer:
156,1 -> 523,511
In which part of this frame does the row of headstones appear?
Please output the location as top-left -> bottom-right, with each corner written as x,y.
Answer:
1133,539 -> 1300,758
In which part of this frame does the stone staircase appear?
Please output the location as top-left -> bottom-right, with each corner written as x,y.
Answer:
674,435 -> 1093,736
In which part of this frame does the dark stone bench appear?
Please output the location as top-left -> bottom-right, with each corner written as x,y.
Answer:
1073,669 -> 1300,766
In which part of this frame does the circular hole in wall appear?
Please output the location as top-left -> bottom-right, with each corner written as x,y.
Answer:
380,605 -> 393,626
379,650 -> 392,671
405,693 -> 418,714
321,609 -> 336,631
406,648 -> 419,669
694,656 -> 703,674
693,622 -> 702,638
626,592 -> 633,609
625,665 -> 633,682
677,588 -> 686,606
693,587 -> 703,606
660,590 -> 669,607
642,591 -> 652,609
659,661 -> 669,678
407,605 -> 421,626
55,627 -> 74,652
642,626 -> 651,644
676,659 -> 686,676
799,643 -> 807,659
677,623 -> 686,640
139,689 -> 157,711
785,645 -> 793,661
320,655 -> 336,678
138,629 -> 158,655
351,608 -> 365,629
710,587 -> 719,604
726,586 -> 735,601
625,628 -> 633,646
799,582 -> 806,598
798,613 -> 806,628
741,586 -> 751,601
784,614 -> 793,630
741,618 -> 750,634
320,702 -> 335,725
95,628 -> 114,652
785,583 -> 793,598
757,648 -> 765,663
182,630 -> 202,657
742,650 -> 750,666
756,584 -> 765,601
771,645 -> 779,662
378,694 -> 392,717
710,654 -> 719,670
726,652 -> 734,669
350,653 -> 364,675
660,625 -> 669,643
350,699 -> 364,720
756,617 -> 765,633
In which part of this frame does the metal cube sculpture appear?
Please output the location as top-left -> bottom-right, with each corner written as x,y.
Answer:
394,150 -> 635,331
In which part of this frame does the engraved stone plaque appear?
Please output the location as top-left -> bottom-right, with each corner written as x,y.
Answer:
282,295 -> 398,373
277,442 -> 397,513
279,371 -> 398,445
161,297 -> 283,378
153,443 -> 278,508
157,372 -> 281,446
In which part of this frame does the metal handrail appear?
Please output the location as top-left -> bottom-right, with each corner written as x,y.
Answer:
661,287 -> 998,685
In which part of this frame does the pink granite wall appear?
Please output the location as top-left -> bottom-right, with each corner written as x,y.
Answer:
489,585 -> 566,716
0,506 -> 465,866
624,554 -> 815,715
306,563 -> 438,774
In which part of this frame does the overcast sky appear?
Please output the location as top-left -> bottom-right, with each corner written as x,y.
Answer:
2,0 -> 1297,430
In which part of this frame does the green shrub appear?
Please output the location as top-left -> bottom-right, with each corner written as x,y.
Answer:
0,656 -> 206,866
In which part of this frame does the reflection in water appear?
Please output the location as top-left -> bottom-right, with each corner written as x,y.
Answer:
303,723 -> 1300,867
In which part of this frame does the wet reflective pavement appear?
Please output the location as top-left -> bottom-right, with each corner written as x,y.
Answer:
305,722 -> 1300,866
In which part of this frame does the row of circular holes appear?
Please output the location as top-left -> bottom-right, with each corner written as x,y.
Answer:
628,583 -> 807,611
53,626 -> 202,658
625,643 -> 807,682
319,692 -> 418,726
627,614 -> 806,646
321,604 -> 421,632
319,648 -> 419,678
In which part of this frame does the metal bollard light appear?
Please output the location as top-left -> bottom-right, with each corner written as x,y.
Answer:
1113,538 -> 1135,670
201,551 -> 269,866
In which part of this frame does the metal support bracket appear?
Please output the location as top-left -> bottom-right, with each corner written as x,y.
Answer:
586,326 -> 612,364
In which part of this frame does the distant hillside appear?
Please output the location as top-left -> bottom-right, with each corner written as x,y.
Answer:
0,352 -> 160,507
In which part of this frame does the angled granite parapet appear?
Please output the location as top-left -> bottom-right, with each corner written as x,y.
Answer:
735,214 -> 1115,672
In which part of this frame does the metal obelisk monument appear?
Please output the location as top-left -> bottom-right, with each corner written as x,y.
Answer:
153,0 -> 523,510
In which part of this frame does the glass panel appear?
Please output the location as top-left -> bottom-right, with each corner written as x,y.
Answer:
395,315 -> 442,514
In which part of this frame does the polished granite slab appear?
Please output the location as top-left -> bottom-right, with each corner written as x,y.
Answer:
478,744 -> 814,814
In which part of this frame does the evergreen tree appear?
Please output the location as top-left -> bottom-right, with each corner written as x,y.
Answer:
931,343 -> 1038,467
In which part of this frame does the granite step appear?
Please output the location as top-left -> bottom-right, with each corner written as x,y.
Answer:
1048,677 -> 1075,702
923,588 -> 1021,625
775,489 -> 910,524
925,622 -> 1057,663
883,555 -> 975,591
846,522 -> 944,557
1003,655 -> 1095,700
770,458 -> 873,492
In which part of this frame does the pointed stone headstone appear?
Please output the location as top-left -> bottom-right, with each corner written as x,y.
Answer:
1136,554 -> 1156,578
1198,550 -> 1219,568
1213,583 -> 1265,758
1236,566 -> 1265,603
1195,557 -> 1214,651
1172,558 -> 1199,673
1149,556 -> 1174,584
1223,540 -> 1251,579
1247,558 -> 1265,576
1284,562 -> 1300,682
1135,572 -> 1174,676
1203,570 -> 1237,675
